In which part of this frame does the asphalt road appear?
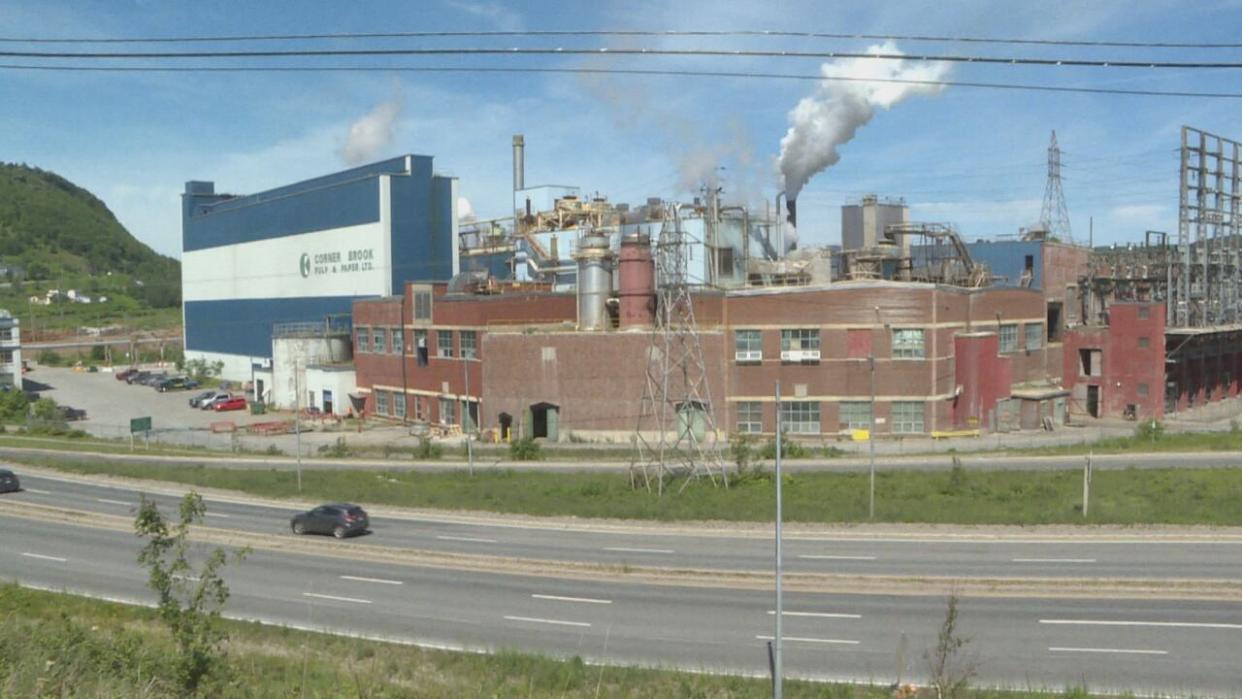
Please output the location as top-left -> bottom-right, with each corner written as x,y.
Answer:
7,471 -> 1242,584
4,513 -> 1241,696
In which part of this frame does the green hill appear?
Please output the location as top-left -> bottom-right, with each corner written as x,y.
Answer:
0,162 -> 180,311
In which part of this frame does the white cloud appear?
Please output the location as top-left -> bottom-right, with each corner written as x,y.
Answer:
338,98 -> 402,166
444,0 -> 524,31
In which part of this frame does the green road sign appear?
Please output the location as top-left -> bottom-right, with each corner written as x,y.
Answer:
130,416 -> 152,433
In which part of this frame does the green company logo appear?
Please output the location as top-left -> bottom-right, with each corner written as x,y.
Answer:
299,253 -> 311,278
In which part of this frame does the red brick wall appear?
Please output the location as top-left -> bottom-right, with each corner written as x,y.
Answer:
1062,302 -> 1165,420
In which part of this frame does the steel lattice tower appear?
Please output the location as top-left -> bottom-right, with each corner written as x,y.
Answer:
629,205 -> 727,495
1040,131 -> 1074,244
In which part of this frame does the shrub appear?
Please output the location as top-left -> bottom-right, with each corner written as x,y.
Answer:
37,349 -> 62,366
413,438 -> 442,460
1136,419 -> 1165,442
509,437 -> 542,461
317,436 -> 350,458
758,433 -> 808,459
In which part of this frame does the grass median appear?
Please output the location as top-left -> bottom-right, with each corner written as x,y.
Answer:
19,453 -> 1242,525
0,583 -> 1118,698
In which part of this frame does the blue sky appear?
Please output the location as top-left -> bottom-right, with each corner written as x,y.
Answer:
3,0 -> 1242,258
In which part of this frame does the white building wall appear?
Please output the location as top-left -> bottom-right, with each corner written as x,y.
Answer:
305,368 -> 358,416
271,337 -> 352,410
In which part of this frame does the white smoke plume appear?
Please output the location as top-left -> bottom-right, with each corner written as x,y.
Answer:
778,42 -> 950,201
457,196 -> 476,222
338,98 -> 402,166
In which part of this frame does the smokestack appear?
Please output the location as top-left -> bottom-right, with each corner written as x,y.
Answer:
785,198 -> 797,228
512,134 -> 525,192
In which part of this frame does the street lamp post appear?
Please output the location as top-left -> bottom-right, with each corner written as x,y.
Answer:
773,380 -> 783,699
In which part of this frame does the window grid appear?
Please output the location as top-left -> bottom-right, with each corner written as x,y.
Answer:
1024,323 -> 1043,351
375,391 -> 389,416
734,330 -> 762,360
779,401 -> 820,434
839,402 -> 872,430
892,328 -> 926,359
437,330 -> 454,358
413,291 -> 432,320
392,327 -> 404,355
736,401 -> 762,433
460,331 -> 478,359
999,324 -> 1018,354
892,401 -> 925,434
440,397 -> 456,425
373,328 -> 387,354
779,329 -> 821,352
356,327 -> 370,353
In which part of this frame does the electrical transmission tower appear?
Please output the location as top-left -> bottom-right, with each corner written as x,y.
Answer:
1040,130 -> 1074,244
630,205 -> 727,495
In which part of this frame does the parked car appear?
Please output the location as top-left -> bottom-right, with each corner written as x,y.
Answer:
290,503 -> 369,538
0,468 -> 19,493
155,377 -> 198,392
188,390 -> 216,408
57,406 -> 87,421
199,392 -> 232,410
212,397 -> 247,412
115,368 -> 138,382
140,373 -> 169,387
126,371 -> 152,385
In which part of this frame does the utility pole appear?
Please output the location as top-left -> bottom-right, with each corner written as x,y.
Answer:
464,357 -> 474,477
869,353 -> 876,520
773,380 -> 783,699
294,360 -> 303,493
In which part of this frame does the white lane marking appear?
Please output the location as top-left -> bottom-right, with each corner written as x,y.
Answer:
302,592 -> 372,605
756,634 -> 859,645
1042,619 -> 1242,630
504,615 -> 591,628
435,535 -> 497,544
798,554 -> 877,561
23,487 -> 51,494
341,575 -> 404,586
96,498 -> 131,506
205,512 -> 232,519
1012,558 -> 1096,563
532,594 -> 612,605
1049,646 -> 1167,656
172,574 -> 201,583
767,610 -> 861,619
21,552 -> 67,563
603,547 -> 674,554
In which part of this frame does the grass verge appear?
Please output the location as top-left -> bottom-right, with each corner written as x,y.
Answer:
19,454 -> 1242,525
0,583 -> 1111,698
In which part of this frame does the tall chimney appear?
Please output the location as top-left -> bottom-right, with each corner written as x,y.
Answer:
512,134 -> 525,193
785,198 -> 797,228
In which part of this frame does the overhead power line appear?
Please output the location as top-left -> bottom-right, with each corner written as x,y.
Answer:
3,46 -> 1242,69
0,29 -> 1239,50
3,63 -> 1242,99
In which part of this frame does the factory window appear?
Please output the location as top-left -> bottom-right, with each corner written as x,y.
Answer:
736,401 -> 762,434
413,396 -> 424,421
779,401 -> 820,434
0,351 -> 11,364
439,397 -> 456,425
460,331 -> 478,360
1024,323 -> 1043,351
892,402 -> 925,434
437,330 -> 454,359
373,328 -> 387,354
415,330 -> 428,367
1138,306 -> 1150,320
892,328 -> 926,359
375,391 -> 389,416
356,326 -> 370,353
1138,383 -> 1149,396
734,330 -> 762,362
1046,302 -> 1063,342
0,328 -> 12,341
999,324 -> 1018,354
413,291 -> 432,321
394,393 -> 406,419
1138,336 -> 1150,349
392,327 -> 404,355
838,401 -> 872,431
780,329 -> 820,361
717,248 -> 735,277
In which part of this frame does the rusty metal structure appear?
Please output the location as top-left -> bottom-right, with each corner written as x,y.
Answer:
1174,126 -> 1242,327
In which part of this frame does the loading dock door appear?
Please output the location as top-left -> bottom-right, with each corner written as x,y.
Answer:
529,403 -> 559,441
1086,385 -> 1100,418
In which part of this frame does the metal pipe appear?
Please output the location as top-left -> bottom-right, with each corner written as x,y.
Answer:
512,134 -> 525,193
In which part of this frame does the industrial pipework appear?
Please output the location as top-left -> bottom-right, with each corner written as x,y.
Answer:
618,232 -> 655,328
573,234 -> 614,331
512,134 -> 525,192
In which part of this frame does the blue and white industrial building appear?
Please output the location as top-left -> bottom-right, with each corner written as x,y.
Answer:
181,155 -> 459,397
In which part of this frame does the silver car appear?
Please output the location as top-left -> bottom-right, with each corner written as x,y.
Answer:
199,392 -> 232,410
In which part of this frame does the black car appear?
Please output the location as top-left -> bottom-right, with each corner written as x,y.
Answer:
57,406 -> 87,421
0,468 -> 20,493
290,503 -> 369,539
126,370 -> 152,385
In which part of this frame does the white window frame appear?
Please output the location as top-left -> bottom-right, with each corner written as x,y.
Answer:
734,330 -> 763,362
839,401 -> 872,431
373,327 -> 387,354
392,327 -> 404,355
999,324 -> 1018,354
779,401 -> 820,434
892,401 -> 925,434
1024,323 -> 1043,351
356,326 -> 370,353
736,401 -> 762,433
892,328 -> 926,359
460,330 -> 478,360
375,391 -> 389,416
780,328 -> 821,362
437,330 -> 454,359
393,392 -> 406,418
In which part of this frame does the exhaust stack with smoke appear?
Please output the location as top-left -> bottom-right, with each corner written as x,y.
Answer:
785,198 -> 797,228
778,42 -> 949,203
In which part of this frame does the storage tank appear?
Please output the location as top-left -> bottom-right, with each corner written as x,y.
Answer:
574,234 -> 613,331
618,232 -> 655,328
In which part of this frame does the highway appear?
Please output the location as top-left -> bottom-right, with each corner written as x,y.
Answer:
8,470 -> 1242,583
4,511 -> 1242,696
